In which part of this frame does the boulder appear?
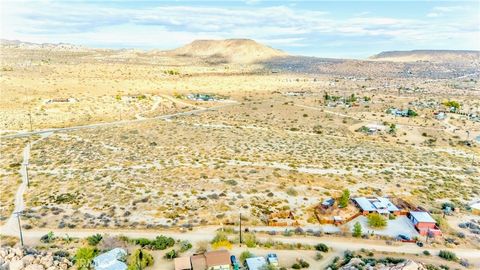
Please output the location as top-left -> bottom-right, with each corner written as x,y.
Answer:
40,256 -> 53,268
9,259 -> 25,270
22,255 -> 35,265
58,262 -> 68,270
25,264 -> 45,270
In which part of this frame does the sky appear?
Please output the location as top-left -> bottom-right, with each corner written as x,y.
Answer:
1,0 -> 479,58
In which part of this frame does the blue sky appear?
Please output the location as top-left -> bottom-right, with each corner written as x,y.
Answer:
1,0 -> 479,58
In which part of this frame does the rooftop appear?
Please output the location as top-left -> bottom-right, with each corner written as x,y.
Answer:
354,197 -> 400,212
410,211 -> 436,223
205,250 -> 230,267
246,257 -> 267,270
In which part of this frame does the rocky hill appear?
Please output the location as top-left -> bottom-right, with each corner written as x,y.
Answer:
369,50 -> 480,63
168,39 -> 288,63
0,39 -> 89,52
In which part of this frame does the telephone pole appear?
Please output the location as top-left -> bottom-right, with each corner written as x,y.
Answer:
239,213 -> 242,246
14,211 -> 24,246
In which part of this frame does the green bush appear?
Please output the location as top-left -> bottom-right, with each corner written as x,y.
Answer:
352,222 -> 362,237
128,249 -> 154,270
179,240 -> 192,252
239,250 -> 253,263
338,189 -> 350,208
315,243 -> 329,252
438,250 -> 457,261
87,234 -> 103,246
151,235 -> 175,250
423,250 -> 431,256
367,213 -> 387,228
244,233 -> 257,248
291,263 -> 301,269
75,247 -> 97,270
164,249 -> 178,260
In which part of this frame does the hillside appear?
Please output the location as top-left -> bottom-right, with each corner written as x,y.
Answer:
168,39 -> 288,63
369,50 -> 480,63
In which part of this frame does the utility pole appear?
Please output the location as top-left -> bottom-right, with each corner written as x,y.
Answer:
14,211 -> 24,246
239,213 -> 242,246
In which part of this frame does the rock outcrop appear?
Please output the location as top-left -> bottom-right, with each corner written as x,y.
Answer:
0,247 -> 72,270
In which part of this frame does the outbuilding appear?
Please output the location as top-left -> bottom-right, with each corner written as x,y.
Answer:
409,211 -> 441,236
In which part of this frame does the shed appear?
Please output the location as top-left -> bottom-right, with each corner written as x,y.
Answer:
205,250 -> 231,270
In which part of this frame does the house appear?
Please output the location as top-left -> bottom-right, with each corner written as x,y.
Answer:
246,257 -> 267,270
470,202 -> 480,215
92,248 -> 127,270
409,211 -> 442,236
175,257 -> 193,270
205,250 -> 231,270
353,197 -> 400,216
434,112 -> 446,120
389,108 -> 409,117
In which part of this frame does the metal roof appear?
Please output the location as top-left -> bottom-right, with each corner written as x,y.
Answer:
246,257 -> 267,270
410,211 -> 436,223
93,248 -> 127,270
354,197 -> 399,212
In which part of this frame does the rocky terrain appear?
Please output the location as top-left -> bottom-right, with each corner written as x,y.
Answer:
338,258 -> 426,270
0,247 -> 72,270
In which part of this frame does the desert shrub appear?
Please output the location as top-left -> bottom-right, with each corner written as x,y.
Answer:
179,240 -> 192,252
211,240 -> 232,250
298,259 -> 309,268
40,231 -> 55,243
291,263 -> 301,269
367,213 -> 387,228
127,249 -> 154,270
423,250 -> 431,256
86,234 -> 103,246
315,252 -> 323,260
133,238 -> 151,247
54,250 -> 70,257
244,233 -> 257,248
164,249 -> 178,260
315,243 -> 329,252
151,235 -> 175,250
286,188 -> 298,196
75,246 -> 97,270
239,250 -> 253,263
438,250 -> 457,261
211,232 -> 228,243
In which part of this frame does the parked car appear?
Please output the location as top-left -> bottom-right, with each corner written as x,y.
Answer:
397,234 -> 411,241
230,255 -> 239,270
267,254 -> 279,266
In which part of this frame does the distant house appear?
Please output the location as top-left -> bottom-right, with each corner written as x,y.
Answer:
92,248 -> 127,270
205,250 -> 231,270
388,108 -> 410,117
434,112 -> 446,120
353,197 -> 400,216
246,257 -> 267,270
175,257 -> 193,270
470,202 -> 480,215
45,97 -> 78,104
408,211 -> 442,236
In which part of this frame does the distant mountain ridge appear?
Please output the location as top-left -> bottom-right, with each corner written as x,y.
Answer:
370,50 -> 480,62
168,39 -> 288,63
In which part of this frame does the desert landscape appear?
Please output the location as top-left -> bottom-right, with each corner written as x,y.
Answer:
1,37 -> 480,270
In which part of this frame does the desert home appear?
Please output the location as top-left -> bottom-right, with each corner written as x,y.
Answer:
408,211 -> 442,236
353,197 -> 401,216
175,250 -> 231,270
92,248 -> 127,270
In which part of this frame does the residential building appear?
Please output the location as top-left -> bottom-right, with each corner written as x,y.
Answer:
409,211 -> 442,236
353,197 -> 400,215
92,248 -> 127,270
191,254 -> 207,270
470,202 -> 480,215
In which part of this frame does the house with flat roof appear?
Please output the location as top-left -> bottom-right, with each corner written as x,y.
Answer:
353,197 -> 400,216
409,211 -> 441,236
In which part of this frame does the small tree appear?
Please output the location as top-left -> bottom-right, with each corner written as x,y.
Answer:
338,189 -> 350,208
315,243 -> 329,252
128,249 -> 154,270
86,234 -> 103,246
438,250 -> 457,261
239,250 -> 254,263
367,213 -> 387,228
353,222 -> 362,237
75,246 -> 97,270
